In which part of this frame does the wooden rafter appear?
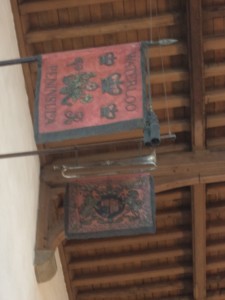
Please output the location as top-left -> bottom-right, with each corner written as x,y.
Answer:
19,0 -> 122,14
69,246 -> 192,270
191,184 -> 206,300
25,13 -> 181,43
187,0 -> 205,150
72,264 -> 193,287
35,181 -> 51,250
10,0 -> 35,116
204,36 -> 225,51
58,244 -> 75,300
77,280 -> 193,300
65,228 -> 191,252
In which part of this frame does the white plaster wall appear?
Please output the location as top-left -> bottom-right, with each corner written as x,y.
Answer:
0,1 -> 68,300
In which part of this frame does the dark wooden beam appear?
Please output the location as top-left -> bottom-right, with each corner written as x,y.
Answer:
153,94 -> 189,110
34,181 -> 57,283
20,0 -> 122,14
191,184 -> 206,300
205,62 -> 225,78
72,263 -> 193,287
207,292 -> 225,300
149,42 -> 187,57
207,255 -> 225,271
207,240 -> 225,253
150,69 -> 188,84
65,228 -> 191,253
35,181 -> 51,250
26,13 -> 181,43
69,245 -> 192,270
206,89 -> 225,104
207,220 -> 225,235
207,274 -> 225,291
187,0 -> 205,150
10,0 -> 35,117
77,280 -> 192,300
204,36 -> 225,52
203,5 -> 225,20
58,244 -> 75,300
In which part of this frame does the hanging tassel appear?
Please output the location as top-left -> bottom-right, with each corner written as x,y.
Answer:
144,111 -> 161,146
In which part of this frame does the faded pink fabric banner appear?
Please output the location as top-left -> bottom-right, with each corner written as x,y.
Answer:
34,42 -> 148,143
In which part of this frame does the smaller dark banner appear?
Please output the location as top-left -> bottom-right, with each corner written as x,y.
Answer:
65,174 -> 155,239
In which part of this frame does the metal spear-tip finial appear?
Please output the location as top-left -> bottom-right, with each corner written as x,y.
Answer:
148,39 -> 178,46
158,39 -> 178,46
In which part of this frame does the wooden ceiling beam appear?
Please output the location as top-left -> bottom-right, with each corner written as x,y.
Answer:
203,5 -> 225,20
207,240 -> 225,254
20,0 -> 122,14
207,221 -> 225,235
155,175 -> 199,193
206,202 -> 225,215
34,181 -> 57,283
207,274 -> 225,291
155,143 -> 190,154
158,207 -> 190,220
58,244 -> 75,300
207,137 -> 225,149
204,36 -> 225,51
156,189 -> 190,203
69,246 -> 192,270
207,184 -> 225,196
153,94 -> 189,110
191,184 -> 206,300
65,228 -> 191,253
76,280 -> 192,300
187,0 -> 205,150
149,42 -> 187,57
10,0 -> 35,117
26,13 -> 181,43
205,63 -> 225,78
72,264 -> 193,287
207,255 -> 225,271
150,69 -> 188,84
207,113 -> 225,128
206,89 -> 225,104
159,120 -> 190,134
207,292 -> 225,300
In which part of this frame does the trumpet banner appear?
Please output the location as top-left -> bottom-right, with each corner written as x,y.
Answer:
34,42 -> 149,143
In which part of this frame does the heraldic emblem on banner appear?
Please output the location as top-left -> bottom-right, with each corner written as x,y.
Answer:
64,174 -> 155,239
34,42 -> 149,143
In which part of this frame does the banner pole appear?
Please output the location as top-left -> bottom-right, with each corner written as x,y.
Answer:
0,134 -> 176,160
0,146 -> 79,159
0,56 -> 38,67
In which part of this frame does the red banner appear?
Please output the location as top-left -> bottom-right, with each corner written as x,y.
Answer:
34,42 -> 148,143
65,174 -> 155,239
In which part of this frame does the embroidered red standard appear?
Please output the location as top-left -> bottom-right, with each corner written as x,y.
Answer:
34,42 -> 149,143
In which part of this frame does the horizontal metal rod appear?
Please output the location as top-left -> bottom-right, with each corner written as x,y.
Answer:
0,134 -> 175,160
0,55 -> 38,67
0,146 -> 79,159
